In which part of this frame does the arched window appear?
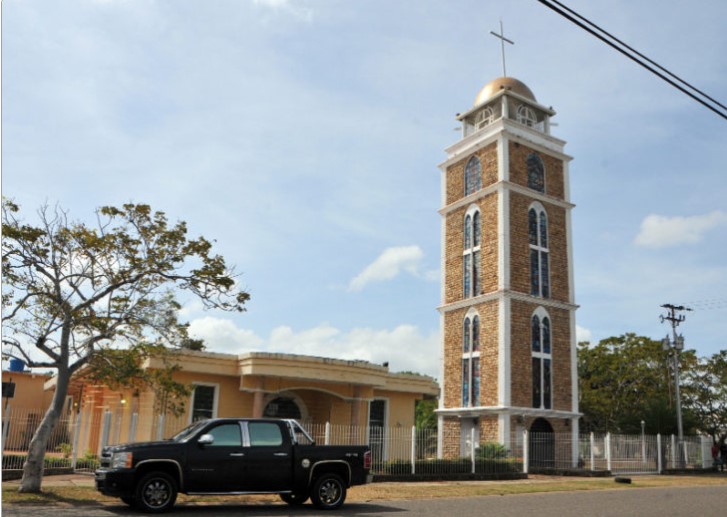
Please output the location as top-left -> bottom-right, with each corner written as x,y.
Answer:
462,312 -> 481,407
463,206 -> 481,298
517,105 -> 537,127
527,153 -> 545,193
475,106 -> 495,130
531,310 -> 552,410
464,156 -> 482,196
529,204 -> 550,298
263,397 -> 302,419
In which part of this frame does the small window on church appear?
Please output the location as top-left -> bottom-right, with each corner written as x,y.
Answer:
464,156 -> 482,196
527,153 -> 545,193
517,105 -> 537,127
475,107 -> 495,130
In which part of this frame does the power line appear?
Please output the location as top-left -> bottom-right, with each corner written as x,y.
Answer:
536,0 -> 727,122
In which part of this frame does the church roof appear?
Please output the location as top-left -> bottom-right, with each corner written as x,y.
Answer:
473,76 -> 536,106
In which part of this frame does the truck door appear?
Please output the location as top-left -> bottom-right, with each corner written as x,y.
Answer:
241,421 -> 293,491
185,422 -> 246,492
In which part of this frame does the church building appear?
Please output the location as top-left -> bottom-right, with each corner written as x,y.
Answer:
436,76 -> 580,463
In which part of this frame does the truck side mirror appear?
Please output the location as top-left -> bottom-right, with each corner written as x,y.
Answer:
198,434 -> 214,446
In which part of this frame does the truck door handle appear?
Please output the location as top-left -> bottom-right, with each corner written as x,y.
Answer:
273,452 -> 289,457
230,453 -> 245,457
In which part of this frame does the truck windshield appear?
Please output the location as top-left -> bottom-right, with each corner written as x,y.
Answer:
169,420 -> 209,442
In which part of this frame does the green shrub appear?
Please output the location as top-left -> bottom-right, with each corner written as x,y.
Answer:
475,442 -> 509,459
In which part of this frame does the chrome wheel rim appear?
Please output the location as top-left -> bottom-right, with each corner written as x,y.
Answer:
318,479 -> 341,505
143,479 -> 170,508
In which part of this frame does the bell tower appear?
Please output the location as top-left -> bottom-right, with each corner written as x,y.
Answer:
437,77 -> 579,460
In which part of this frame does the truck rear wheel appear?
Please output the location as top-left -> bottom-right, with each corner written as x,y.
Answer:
134,471 -> 177,513
310,473 -> 346,510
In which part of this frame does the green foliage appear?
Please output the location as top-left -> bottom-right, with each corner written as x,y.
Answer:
56,443 -> 73,459
578,333 -> 700,434
682,350 -> 727,443
415,398 -> 438,429
475,442 -> 509,459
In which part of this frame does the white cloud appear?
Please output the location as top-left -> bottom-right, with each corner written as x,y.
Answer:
187,317 -> 440,379
576,325 -> 592,344
634,211 -> 727,248
188,317 -> 264,353
348,245 -> 436,291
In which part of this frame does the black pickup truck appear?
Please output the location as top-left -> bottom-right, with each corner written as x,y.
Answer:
95,418 -> 372,513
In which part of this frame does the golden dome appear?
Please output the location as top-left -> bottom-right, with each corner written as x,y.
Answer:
473,77 -> 536,106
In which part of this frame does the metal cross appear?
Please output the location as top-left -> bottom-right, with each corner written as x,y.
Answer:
490,20 -> 514,77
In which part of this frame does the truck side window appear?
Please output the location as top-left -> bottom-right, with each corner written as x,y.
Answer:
207,424 -> 242,446
248,422 -> 283,446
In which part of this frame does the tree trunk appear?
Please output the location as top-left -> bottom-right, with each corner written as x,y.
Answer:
18,366 -> 71,493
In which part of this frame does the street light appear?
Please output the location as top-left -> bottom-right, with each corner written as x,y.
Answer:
641,420 -> 646,463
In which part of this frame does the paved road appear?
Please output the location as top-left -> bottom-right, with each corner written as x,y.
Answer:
3,486 -> 726,517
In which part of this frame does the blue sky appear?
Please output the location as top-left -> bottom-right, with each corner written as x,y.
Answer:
4,0 -> 727,379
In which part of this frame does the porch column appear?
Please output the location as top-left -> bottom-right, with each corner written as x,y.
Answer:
351,386 -> 362,427
252,378 -> 265,418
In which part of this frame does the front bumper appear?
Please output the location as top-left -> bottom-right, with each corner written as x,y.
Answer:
94,468 -> 135,497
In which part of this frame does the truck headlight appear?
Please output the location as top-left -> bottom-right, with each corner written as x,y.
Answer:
111,451 -> 133,469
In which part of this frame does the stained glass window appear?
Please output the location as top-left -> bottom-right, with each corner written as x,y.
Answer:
472,358 -> 480,407
472,316 -> 480,352
543,359 -> 552,409
473,212 -> 481,246
463,207 -> 480,299
464,156 -> 482,196
528,209 -> 538,245
527,153 -> 545,193
532,357 -> 541,408
529,205 -> 550,299
463,318 -> 471,353
462,313 -> 481,408
539,211 -> 548,247
542,317 -> 551,354
464,215 -> 472,248
462,359 -> 470,407
532,310 -> 553,409
530,249 -> 540,296
463,254 -> 471,298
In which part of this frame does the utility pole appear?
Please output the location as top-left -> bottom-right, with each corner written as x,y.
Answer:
659,303 -> 691,469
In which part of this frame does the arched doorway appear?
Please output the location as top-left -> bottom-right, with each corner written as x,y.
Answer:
529,418 -> 555,468
263,397 -> 302,419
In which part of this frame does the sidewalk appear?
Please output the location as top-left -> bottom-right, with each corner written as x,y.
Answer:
3,473 -> 96,488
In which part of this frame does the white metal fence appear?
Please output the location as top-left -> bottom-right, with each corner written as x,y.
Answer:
1,408 -> 714,477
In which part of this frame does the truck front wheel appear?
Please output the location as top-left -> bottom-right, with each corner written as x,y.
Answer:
310,473 -> 347,510
134,471 -> 178,513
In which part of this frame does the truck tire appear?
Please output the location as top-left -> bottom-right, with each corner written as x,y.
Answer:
310,473 -> 347,510
134,471 -> 178,513
280,491 -> 309,505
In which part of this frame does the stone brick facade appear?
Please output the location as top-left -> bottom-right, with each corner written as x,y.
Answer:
438,78 -> 578,461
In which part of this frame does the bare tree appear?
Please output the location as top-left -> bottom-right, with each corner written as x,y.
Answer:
2,200 -> 249,492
